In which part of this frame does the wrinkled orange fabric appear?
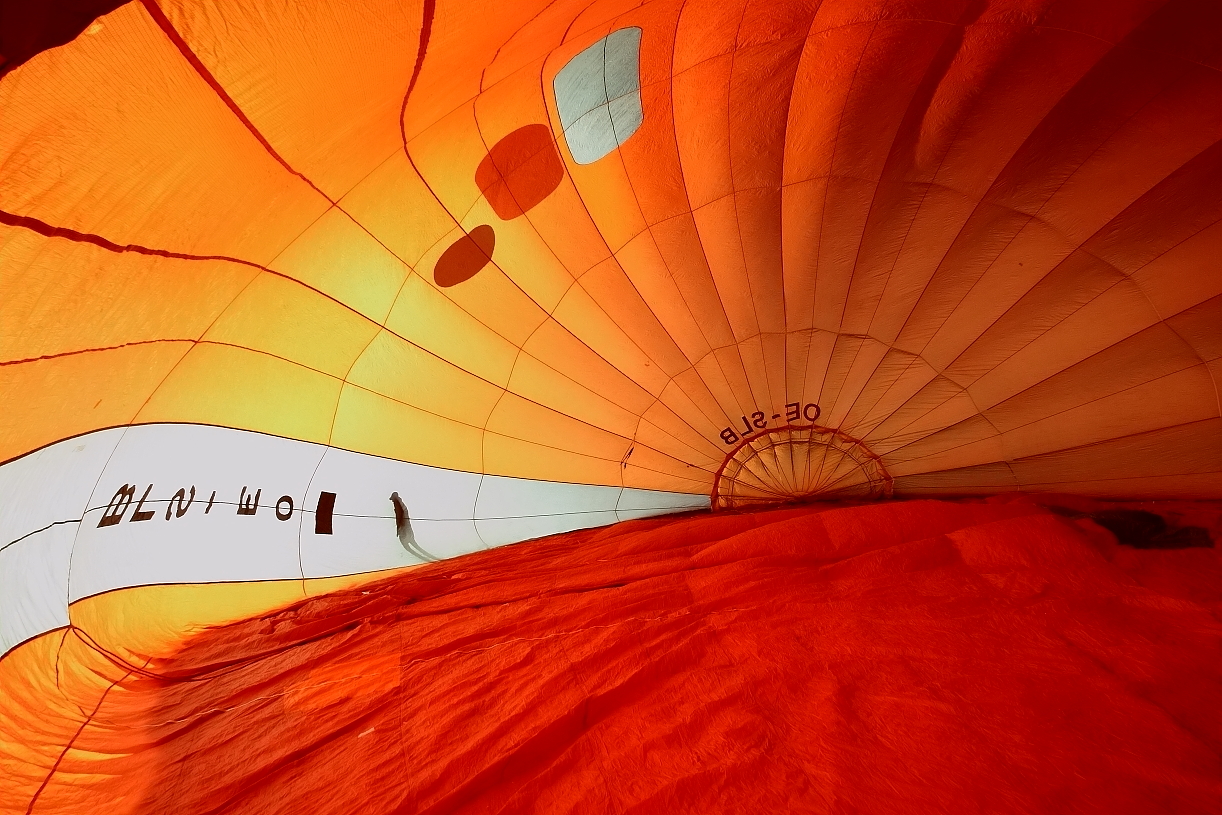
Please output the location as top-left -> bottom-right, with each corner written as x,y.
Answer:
15,498 -> 1221,814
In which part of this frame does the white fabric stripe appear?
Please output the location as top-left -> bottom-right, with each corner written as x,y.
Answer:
0,424 -> 708,656
0,523 -> 74,655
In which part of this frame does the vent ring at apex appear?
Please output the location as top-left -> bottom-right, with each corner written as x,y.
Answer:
710,425 -> 893,511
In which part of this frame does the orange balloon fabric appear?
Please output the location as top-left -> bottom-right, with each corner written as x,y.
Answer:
8,498 -> 1222,814
3,0 -> 1222,812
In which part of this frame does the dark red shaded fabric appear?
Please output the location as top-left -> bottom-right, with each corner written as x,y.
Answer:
476,124 -> 565,220
433,224 -> 495,287
0,0 -> 127,76
107,499 -> 1221,813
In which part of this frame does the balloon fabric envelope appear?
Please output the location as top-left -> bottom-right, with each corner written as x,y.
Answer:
0,0 -> 1220,812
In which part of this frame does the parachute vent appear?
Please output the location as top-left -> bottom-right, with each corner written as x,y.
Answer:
711,426 -> 893,511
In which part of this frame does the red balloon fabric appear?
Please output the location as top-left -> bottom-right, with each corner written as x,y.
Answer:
39,498 -> 1221,814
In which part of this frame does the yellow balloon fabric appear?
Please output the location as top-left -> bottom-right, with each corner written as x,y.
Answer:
3,0 -> 1219,505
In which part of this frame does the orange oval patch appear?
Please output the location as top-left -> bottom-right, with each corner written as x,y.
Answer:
433,224 -> 496,287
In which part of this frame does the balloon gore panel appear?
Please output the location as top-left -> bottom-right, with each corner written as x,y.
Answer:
1,0 -> 1220,511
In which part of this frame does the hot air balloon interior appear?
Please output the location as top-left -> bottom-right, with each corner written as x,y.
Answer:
1,0 -> 1220,812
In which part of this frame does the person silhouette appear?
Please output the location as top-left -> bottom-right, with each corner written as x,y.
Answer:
389,492 -> 436,562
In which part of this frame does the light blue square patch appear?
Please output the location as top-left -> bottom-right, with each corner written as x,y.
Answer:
553,27 -> 644,165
